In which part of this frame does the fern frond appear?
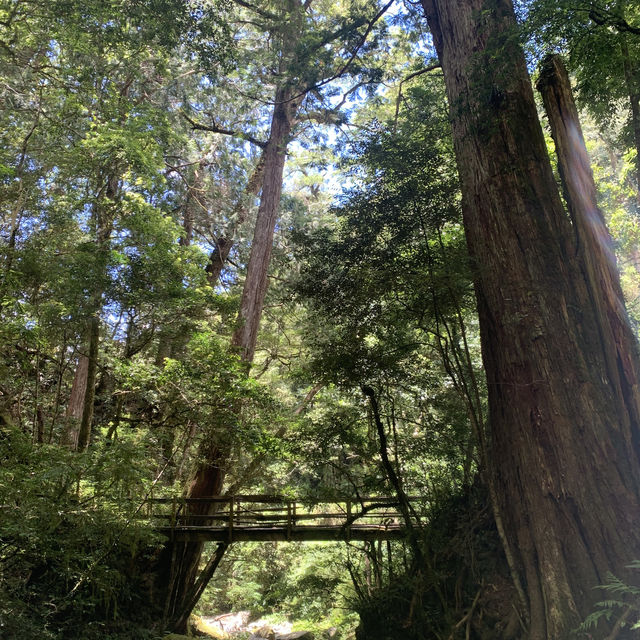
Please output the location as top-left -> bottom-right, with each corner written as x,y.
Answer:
578,608 -> 614,630
594,599 -> 626,609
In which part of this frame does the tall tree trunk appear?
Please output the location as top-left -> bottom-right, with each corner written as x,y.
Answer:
419,1 -> 640,637
62,353 -> 89,448
77,315 -> 99,452
160,84 -> 300,633
230,86 -> 298,362
536,54 -> 639,419
70,172 -> 116,451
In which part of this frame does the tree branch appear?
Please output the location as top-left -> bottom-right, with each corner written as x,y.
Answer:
589,7 -> 640,35
181,111 -> 267,148
230,0 -> 280,22
361,384 -> 423,565
295,0 -> 395,100
393,62 -> 441,130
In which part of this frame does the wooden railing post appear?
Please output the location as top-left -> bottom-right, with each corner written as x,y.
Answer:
228,496 -> 234,544
286,501 -> 292,541
346,500 -> 352,541
169,495 -> 177,542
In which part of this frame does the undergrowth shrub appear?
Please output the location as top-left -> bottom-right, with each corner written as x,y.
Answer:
0,425 -> 161,639
354,485 -> 519,640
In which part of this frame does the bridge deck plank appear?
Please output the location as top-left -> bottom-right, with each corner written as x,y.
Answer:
158,525 -> 407,542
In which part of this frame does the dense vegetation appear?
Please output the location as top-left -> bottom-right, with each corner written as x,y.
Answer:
1,1 -> 640,639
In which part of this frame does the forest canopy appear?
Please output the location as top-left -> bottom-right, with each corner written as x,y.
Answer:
1,1 -> 640,639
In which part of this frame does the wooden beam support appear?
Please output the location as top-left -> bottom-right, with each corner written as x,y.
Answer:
158,526 -> 407,543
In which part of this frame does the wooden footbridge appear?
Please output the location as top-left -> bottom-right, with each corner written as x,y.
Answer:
146,495 -> 422,543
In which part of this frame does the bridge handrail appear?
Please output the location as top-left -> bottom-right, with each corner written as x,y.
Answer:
143,494 -> 425,504
142,494 -> 425,539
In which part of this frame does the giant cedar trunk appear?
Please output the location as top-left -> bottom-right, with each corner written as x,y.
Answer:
419,1 -> 640,637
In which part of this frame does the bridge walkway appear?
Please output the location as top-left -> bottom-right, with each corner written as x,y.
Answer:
146,495 -> 423,543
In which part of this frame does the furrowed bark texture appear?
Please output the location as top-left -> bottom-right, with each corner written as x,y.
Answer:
231,85 -> 298,362
419,1 -> 640,637
62,353 -> 89,448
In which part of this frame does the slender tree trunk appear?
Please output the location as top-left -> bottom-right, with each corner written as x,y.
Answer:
34,406 -> 44,444
419,1 -> 640,637
361,386 -> 420,552
179,162 -> 200,248
231,86 -> 298,362
69,173 -> 116,451
206,153 -> 266,285
62,353 -> 89,448
77,315 -> 99,452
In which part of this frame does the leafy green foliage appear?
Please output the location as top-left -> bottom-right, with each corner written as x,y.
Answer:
290,71 -> 482,501
578,562 -> 640,636
525,0 -> 640,180
0,425 -> 160,639
199,541 -> 359,638
294,74 -> 467,385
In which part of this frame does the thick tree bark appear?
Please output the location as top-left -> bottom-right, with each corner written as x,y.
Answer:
419,1 -> 640,637
230,86 -> 298,362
